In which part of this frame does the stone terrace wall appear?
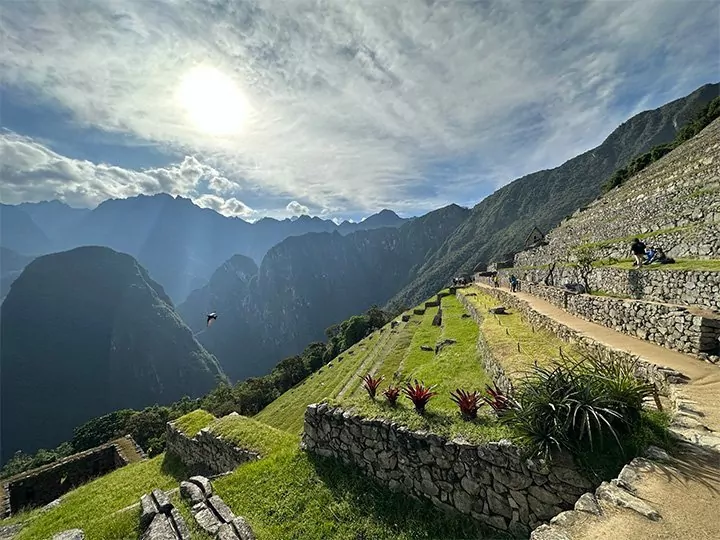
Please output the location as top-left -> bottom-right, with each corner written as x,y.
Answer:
498,267 -> 720,312
3,437 -> 137,516
302,403 -> 593,537
165,417 -> 260,476
516,117 -> 720,268
462,287 -> 688,396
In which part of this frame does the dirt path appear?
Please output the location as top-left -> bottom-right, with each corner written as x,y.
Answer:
472,284 -> 720,540
478,284 -> 720,432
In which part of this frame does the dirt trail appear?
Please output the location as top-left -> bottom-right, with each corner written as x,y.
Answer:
474,284 -> 720,540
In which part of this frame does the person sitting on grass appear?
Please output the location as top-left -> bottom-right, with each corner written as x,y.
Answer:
644,245 -> 656,265
630,238 -> 646,267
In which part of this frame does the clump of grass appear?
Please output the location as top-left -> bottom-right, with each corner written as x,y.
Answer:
173,409 -> 215,437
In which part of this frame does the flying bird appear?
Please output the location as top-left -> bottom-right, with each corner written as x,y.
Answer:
206,312 -> 218,327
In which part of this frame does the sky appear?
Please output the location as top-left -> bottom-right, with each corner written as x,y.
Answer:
0,0 -> 718,222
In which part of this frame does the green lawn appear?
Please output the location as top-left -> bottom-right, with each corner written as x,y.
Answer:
594,258 -> 720,272
336,295 -> 513,444
458,289 -> 577,377
173,408 -> 215,437
12,454 -> 189,540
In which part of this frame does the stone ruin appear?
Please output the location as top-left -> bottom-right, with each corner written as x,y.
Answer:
180,476 -> 255,540
139,489 -> 190,540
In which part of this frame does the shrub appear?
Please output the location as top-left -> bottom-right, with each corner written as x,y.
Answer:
361,374 -> 384,399
502,354 -> 657,460
482,384 -> 516,417
403,380 -> 437,414
383,386 -> 401,406
450,389 -> 484,420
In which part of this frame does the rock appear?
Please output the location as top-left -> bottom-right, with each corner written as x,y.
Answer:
141,515 -> 176,540
0,524 -> 23,540
193,502 -> 222,535
574,492 -> 602,515
232,516 -> 257,540
42,498 -> 63,512
461,476 -> 481,496
420,345 -> 433,351
492,465 -> 533,490
209,494 -> 236,522
528,485 -> 563,506
190,475 -> 213,497
595,481 -> 661,521
170,508 -> 191,540
180,480 -> 205,504
529,524 -> 572,540
454,489 -> 474,514
152,489 -> 173,513
140,493 -> 159,530
51,530 -> 85,540
550,510 -> 584,527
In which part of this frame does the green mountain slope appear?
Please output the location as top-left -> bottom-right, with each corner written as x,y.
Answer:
389,82 -> 719,308
178,204 -> 469,382
0,246 -> 225,463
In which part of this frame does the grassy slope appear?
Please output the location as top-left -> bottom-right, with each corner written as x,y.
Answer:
458,288 -> 580,377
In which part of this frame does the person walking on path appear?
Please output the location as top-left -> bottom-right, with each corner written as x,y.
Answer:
630,238 -> 646,267
509,274 -> 519,292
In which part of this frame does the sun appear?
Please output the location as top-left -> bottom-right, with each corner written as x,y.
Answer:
176,65 -> 251,135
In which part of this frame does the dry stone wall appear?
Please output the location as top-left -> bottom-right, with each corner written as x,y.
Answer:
498,267 -> 720,312
516,117 -> 720,268
165,416 -> 260,476
302,403 -> 594,536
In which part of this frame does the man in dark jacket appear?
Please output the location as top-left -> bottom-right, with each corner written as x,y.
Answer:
630,238 -> 646,267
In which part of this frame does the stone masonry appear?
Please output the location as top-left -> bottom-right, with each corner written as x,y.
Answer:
302,403 -> 594,537
165,416 -> 260,476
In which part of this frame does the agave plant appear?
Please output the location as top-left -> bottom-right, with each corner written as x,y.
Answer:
403,380 -> 437,413
450,389 -> 484,420
360,373 -> 384,399
383,386 -> 401,406
483,383 -> 517,416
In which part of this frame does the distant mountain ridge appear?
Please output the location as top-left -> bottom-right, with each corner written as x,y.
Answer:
0,196 -> 409,302
387,81 -> 720,309
0,246 -> 225,462
178,204 -> 468,381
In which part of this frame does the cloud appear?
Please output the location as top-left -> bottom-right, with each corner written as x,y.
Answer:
0,131 -> 254,217
286,200 -> 310,216
0,0 -> 717,214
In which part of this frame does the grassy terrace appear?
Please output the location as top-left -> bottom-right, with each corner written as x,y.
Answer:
457,287 -> 578,377
335,293 -> 513,444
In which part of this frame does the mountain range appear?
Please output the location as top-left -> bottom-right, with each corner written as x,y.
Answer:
0,246 -> 225,462
0,197 -> 408,303
1,82 -> 717,459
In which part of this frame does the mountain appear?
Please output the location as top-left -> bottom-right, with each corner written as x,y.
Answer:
0,246 -> 225,462
0,247 -> 34,302
0,203 -> 53,255
178,204 -> 468,381
3,195 -> 409,303
388,82 -> 720,308
16,200 -> 91,239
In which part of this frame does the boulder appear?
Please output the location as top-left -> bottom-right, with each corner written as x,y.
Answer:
51,530 -> 85,540
189,475 -> 213,497
180,480 -> 205,504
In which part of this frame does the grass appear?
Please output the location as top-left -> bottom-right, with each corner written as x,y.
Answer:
458,288 -> 578,377
335,295 -> 514,444
256,316 -> 424,435
12,454 -> 188,540
595,258 -> 720,272
208,414 -> 295,455
173,409 -> 215,437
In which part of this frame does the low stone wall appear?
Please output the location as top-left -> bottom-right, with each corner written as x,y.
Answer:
3,437 -> 137,516
165,417 -> 260,476
463,287 -> 688,397
497,267 -> 720,311
455,293 -> 513,395
302,404 -> 593,536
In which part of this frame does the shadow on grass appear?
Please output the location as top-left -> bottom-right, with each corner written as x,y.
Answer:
306,452 -> 514,540
160,452 -> 189,482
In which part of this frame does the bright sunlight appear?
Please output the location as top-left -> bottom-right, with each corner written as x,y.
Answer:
176,65 -> 251,135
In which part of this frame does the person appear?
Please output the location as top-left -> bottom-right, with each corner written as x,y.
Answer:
644,245 -> 656,265
493,275 -> 499,288
509,274 -> 518,292
630,238 -> 646,267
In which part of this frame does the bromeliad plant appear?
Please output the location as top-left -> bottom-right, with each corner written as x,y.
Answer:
403,380 -> 437,414
450,389 -> 484,420
483,383 -> 517,416
383,386 -> 401,406
361,373 -> 384,399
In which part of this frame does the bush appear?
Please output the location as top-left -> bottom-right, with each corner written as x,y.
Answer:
502,354 -> 655,460
382,386 -> 401,406
361,374 -> 384,399
482,384 -> 516,416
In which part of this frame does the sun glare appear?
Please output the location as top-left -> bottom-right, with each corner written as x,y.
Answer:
177,65 -> 250,135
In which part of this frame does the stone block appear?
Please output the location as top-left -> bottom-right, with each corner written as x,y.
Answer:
152,489 -> 172,514
595,481 -> 661,521
140,493 -> 159,530
189,475 -> 213,497
180,480 -> 205,504
170,508 -> 191,540
141,514 -> 176,540
209,494 -> 236,523
193,502 -> 222,535
51,530 -> 85,540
